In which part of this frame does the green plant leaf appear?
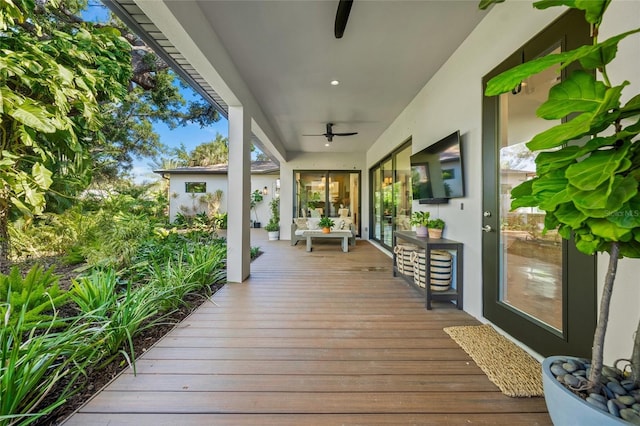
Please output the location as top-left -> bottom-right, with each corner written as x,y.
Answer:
565,142 -> 630,190
32,162 -> 53,189
531,172 -> 568,196
527,113 -> 592,150
485,30 -> 640,96
534,0 -> 610,25
575,233 -> 601,254
554,202 -> 587,228
478,0 -> 505,10
485,49 -> 588,96
537,71 -> 607,119
606,197 -> 640,229
510,179 -> 534,198
571,175 -> 637,216
539,188 -> 572,211
535,145 -> 580,174
9,100 -> 56,133
619,239 -> 640,258
619,94 -> 640,119
587,218 -> 633,241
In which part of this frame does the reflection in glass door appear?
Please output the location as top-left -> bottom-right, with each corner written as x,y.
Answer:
370,142 -> 413,249
372,168 -> 382,240
499,46 -> 563,330
381,159 -> 393,247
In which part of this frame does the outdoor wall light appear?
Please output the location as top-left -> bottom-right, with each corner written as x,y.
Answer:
262,186 -> 268,195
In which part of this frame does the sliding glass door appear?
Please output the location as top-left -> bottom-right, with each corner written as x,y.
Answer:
370,141 -> 412,250
294,171 -> 360,234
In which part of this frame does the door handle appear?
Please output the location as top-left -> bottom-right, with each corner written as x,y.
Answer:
482,225 -> 493,232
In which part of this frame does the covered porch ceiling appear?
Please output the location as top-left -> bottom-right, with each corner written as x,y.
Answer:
105,1 -> 488,162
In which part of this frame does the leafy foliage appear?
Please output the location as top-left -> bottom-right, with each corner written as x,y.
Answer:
0,0 -> 132,264
0,307 -> 101,426
0,265 -> 68,330
265,197 -> 280,232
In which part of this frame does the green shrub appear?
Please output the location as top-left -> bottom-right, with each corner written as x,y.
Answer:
0,266 -> 68,330
0,308 -> 101,426
69,269 -> 120,317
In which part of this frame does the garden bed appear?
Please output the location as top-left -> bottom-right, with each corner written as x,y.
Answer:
13,257 -> 226,426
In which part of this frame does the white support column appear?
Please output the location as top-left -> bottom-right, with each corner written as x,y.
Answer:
227,106 -> 251,282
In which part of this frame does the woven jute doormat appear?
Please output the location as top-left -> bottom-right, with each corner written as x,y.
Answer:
443,324 -> 544,397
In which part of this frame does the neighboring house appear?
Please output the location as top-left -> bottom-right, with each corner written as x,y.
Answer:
154,160 -> 280,224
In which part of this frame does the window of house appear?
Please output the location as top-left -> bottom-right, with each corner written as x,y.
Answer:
185,182 -> 206,193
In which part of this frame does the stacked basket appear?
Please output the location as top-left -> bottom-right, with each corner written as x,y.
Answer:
393,243 -> 419,277
411,249 -> 452,291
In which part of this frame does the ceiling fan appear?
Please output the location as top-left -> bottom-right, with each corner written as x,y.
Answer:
334,0 -> 353,39
304,123 -> 358,142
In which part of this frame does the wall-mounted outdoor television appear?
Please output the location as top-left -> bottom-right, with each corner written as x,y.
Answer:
410,131 -> 465,204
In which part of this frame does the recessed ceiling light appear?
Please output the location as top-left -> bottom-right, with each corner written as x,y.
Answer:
330,80 -> 340,86
325,143 -> 330,147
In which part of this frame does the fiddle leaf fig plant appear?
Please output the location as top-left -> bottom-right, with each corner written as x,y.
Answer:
481,0 -> 640,391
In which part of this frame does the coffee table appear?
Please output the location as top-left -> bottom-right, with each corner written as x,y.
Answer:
302,230 -> 352,252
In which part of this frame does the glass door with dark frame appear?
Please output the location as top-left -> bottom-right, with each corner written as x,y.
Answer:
369,142 -> 413,250
294,171 -> 360,233
482,10 -> 596,357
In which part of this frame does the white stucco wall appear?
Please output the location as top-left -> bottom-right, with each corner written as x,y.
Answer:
167,173 -> 280,226
365,1 -> 640,364
168,173 -> 227,222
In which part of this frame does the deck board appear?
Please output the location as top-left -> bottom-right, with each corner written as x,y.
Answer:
63,231 -> 551,425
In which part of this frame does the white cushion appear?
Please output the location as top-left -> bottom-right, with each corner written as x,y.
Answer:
307,218 -> 320,230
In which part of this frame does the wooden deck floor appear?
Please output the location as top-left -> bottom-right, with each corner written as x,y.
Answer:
63,232 -> 551,425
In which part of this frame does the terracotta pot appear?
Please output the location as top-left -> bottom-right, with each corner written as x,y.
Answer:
322,227 -> 331,234
428,228 -> 443,239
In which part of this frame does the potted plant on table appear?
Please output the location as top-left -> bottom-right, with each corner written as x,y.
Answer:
264,197 -> 280,241
410,211 -> 430,237
481,0 -> 640,424
427,218 -> 445,239
318,217 -> 334,234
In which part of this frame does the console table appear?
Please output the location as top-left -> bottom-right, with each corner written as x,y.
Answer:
392,230 -> 463,310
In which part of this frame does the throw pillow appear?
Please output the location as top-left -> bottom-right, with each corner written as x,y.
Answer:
295,218 -> 308,230
307,218 -> 320,230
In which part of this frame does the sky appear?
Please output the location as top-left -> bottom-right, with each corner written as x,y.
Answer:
83,2 -> 231,184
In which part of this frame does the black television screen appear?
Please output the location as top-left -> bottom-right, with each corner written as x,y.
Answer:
410,131 -> 464,202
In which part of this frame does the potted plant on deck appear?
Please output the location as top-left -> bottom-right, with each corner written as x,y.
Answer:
318,217 -> 334,234
481,0 -> 640,423
250,189 -> 263,228
410,211 -> 430,237
265,197 -> 280,241
427,218 -> 445,239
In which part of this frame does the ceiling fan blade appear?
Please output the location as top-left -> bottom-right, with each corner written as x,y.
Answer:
334,0 -> 353,39
333,132 -> 358,136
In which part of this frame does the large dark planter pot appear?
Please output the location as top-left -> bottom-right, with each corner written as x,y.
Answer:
543,356 -> 628,425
